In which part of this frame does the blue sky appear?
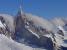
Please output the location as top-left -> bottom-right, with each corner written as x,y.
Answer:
0,0 -> 67,19
0,0 -> 21,16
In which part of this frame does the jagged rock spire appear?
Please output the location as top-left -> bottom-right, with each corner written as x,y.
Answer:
19,5 -> 23,15
17,5 -> 24,16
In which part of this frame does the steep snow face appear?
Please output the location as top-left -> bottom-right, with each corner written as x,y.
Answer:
0,34 -> 23,50
0,20 -> 5,28
0,34 -> 46,50
0,14 -> 15,33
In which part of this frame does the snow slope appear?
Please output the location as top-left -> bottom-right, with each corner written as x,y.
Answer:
0,34 -> 46,50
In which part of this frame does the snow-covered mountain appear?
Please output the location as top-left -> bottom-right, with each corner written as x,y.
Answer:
0,8 -> 67,50
14,9 -> 67,50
